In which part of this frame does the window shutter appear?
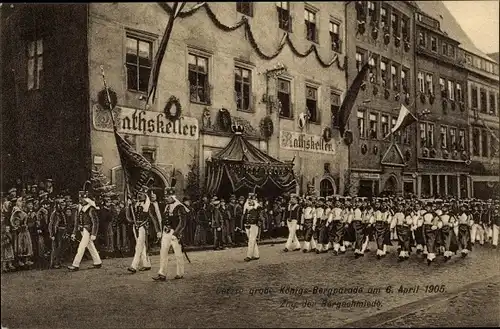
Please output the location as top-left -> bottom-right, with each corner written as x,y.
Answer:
289,13 -> 293,32
252,93 -> 256,112
291,102 -> 295,118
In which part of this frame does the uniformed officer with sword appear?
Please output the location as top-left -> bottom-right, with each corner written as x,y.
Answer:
127,180 -> 159,274
152,186 -> 190,282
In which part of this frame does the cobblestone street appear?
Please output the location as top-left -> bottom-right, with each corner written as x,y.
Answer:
1,243 -> 499,328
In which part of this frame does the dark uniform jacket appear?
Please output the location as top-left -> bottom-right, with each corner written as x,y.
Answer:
243,207 -> 260,226
163,203 -> 188,238
284,204 -> 301,221
49,209 -> 67,238
73,206 -> 99,236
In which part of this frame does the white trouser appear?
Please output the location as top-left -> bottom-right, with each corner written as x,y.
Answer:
130,226 -> 151,270
246,224 -> 259,259
492,225 -> 499,246
72,228 -> 102,267
285,220 -> 301,250
158,229 -> 184,277
303,237 -> 317,251
472,224 -> 485,244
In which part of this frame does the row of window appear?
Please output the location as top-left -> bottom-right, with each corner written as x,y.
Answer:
417,72 -> 464,102
472,128 -> 498,158
465,52 -> 499,75
239,2 -> 343,53
356,49 -> 410,93
356,110 -> 411,144
417,28 -> 456,59
470,83 -> 498,115
357,1 -> 410,40
419,122 -> 466,151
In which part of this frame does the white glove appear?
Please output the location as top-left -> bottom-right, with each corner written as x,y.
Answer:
431,225 -> 437,230
217,227 -> 222,232
50,236 -> 55,241
157,232 -> 162,239
71,234 -> 76,241
90,235 -> 96,241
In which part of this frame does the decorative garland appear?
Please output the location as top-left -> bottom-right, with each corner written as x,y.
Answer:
344,130 -> 353,146
164,96 -> 182,121
98,88 -> 118,110
159,3 -> 345,70
218,108 -> 232,132
260,116 -> 274,138
323,127 -> 332,143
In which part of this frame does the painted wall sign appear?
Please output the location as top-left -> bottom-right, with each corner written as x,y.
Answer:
280,130 -> 336,155
358,173 -> 381,180
93,105 -> 199,140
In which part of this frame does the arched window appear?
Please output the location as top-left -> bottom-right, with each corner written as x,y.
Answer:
320,178 -> 335,197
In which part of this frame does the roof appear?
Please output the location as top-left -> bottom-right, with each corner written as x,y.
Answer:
212,133 -> 290,166
488,52 -> 499,63
415,1 -> 494,62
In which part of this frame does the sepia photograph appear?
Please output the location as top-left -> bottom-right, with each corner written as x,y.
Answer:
0,1 -> 499,328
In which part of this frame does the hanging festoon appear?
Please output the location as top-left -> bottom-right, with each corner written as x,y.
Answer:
218,108 -> 232,132
98,88 -> 118,110
164,95 -> 182,121
361,144 -> 368,154
260,116 -> 274,139
323,127 -> 332,143
344,130 -> 353,146
298,112 -> 308,130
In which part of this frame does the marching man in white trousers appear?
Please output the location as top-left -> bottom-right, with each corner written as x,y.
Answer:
153,187 -> 188,281
68,188 -> 102,271
127,184 -> 159,274
283,193 -> 302,252
243,192 -> 261,262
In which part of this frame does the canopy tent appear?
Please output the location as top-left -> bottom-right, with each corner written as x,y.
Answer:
205,132 -> 296,197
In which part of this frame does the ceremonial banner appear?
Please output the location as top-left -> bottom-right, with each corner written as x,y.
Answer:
338,62 -> 370,136
387,104 -> 417,138
114,130 -> 152,198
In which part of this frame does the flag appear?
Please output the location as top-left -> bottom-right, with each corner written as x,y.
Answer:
386,104 -> 417,139
114,131 -> 153,199
338,62 -> 370,136
147,1 -> 186,105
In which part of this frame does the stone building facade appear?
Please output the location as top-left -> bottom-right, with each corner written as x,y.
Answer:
1,2 -> 349,197
414,10 -> 471,198
345,1 -> 418,197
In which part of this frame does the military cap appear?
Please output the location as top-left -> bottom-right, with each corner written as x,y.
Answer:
229,194 -> 236,200
46,178 -> 53,182
317,196 -> 325,202
326,196 -> 333,201
8,187 -> 17,193
238,195 -> 246,201
289,193 -> 298,199
39,191 -> 48,198
26,197 -> 34,204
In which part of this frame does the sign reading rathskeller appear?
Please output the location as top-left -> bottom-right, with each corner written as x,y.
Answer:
93,105 -> 199,140
280,130 -> 336,155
